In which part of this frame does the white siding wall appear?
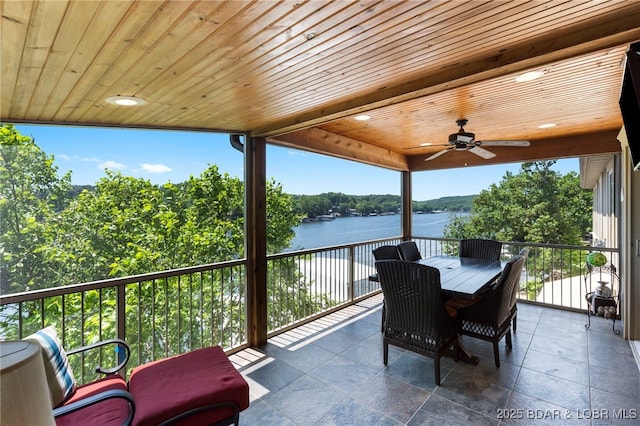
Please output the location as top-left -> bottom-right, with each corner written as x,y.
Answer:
591,157 -> 618,249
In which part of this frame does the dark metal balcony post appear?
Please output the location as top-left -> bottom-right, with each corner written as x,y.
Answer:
117,284 -> 126,342
116,284 -> 126,370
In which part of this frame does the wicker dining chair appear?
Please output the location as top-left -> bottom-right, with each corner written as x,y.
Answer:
396,241 -> 422,261
375,260 -> 459,385
456,254 -> 526,367
512,248 -> 529,332
373,245 -> 401,261
459,238 -> 503,261
372,245 -> 401,332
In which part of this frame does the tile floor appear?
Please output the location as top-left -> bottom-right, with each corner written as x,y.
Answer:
230,294 -> 640,425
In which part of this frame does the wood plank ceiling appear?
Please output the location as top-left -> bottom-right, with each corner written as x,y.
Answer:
2,0 -> 640,172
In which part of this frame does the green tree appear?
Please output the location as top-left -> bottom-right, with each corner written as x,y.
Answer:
443,161 -> 591,245
1,125 -> 315,358
0,124 -> 72,293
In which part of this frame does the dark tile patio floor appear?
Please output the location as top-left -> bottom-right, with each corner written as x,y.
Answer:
230,294 -> 640,425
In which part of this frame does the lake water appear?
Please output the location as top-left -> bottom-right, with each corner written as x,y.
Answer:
288,212 -> 466,250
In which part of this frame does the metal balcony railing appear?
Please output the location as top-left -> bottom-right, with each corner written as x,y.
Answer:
0,260 -> 247,383
0,237 -> 618,384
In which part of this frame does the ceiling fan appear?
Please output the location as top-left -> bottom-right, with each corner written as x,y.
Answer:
424,119 -> 530,161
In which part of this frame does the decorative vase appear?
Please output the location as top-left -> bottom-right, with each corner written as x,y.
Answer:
596,280 -> 612,297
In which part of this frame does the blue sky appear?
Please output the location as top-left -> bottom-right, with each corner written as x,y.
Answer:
14,124 -> 578,201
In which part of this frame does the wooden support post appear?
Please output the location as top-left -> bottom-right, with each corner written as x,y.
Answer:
402,171 -> 412,240
246,136 -> 268,346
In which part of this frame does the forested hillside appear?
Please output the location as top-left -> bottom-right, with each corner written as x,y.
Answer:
66,187 -> 475,219
291,192 -> 475,218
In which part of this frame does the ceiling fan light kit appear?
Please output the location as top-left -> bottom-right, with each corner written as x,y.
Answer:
425,119 -> 530,161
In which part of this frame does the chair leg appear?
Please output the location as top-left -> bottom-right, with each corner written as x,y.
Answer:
493,342 -> 500,368
513,313 -> 517,332
434,356 -> 441,386
505,329 -> 513,350
383,340 -> 389,365
380,303 -> 385,333
453,339 -> 460,362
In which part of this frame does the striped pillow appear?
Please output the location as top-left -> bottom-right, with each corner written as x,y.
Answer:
25,326 -> 77,407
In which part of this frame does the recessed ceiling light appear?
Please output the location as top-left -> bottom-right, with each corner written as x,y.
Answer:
515,70 -> 545,83
420,142 -> 433,146
105,95 -> 147,106
354,115 -> 371,121
538,123 -> 557,129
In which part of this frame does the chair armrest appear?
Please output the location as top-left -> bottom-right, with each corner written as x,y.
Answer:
53,389 -> 135,426
66,339 -> 130,375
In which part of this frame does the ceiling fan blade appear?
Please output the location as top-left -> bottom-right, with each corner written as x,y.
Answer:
478,140 -> 530,147
424,148 -> 450,161
457,134 -> 474,143
469,146 -> 496,159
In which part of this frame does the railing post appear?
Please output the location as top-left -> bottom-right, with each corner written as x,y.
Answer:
117,284 -> 126,341
116,284 -> 127,370
348,246 -> 355,301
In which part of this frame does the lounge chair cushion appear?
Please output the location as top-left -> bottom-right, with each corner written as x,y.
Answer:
129,346 -> 249,426
55,376 -> 130,426
25,326 -> 77,407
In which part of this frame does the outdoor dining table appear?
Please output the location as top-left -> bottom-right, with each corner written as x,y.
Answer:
415,255 -> 506,299
371,255 -> 507,364
416,255 -> 506,364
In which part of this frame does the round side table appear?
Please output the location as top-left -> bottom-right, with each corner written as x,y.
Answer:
1,340 -> 55,426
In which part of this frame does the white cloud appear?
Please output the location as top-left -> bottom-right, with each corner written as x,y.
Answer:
140,163 -> 172,174
82,156 -> 101,163
100,160 -> 127,170
53,154 -> 101,163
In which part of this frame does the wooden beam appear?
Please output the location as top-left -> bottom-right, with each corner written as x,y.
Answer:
268,127 -> 409,171
407,130 -> 622,172
246,136 -> 268,346
401,171 -> 412,240
253,14 -> 640,138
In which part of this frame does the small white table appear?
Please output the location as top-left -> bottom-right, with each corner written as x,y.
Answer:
1,340 -> 56,425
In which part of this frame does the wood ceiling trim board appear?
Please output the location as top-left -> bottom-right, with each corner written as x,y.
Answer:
156,1 -> 435,126
252,14 -> 640,137
74,0 -> 210,123
268,127 -> 409,171
407,129 -> 622,172
1,0 -> 38,117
